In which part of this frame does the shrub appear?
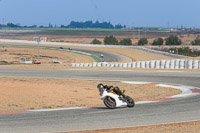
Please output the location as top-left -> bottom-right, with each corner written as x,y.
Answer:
152,38 -> 164,46
192,38 -> 200,45
104,36 -> 118,45
165,35 -> 182,45
119,38 -> 132,45
91,38 -> 102,44
138,38 -> 148,45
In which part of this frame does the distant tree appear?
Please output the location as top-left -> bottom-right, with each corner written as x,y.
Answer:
165,35 -> 182,45
39,25 -> 44,28
67,20 -> 115,29
115,24 -> 123,29
7,23 -> 19,27
138,38 -> 148,45
28,25 -> 37,28
119,38 -> 132,45
48,23 -> 53,28
192,38 -> 200,45
60,25 -> 66,28
91,38 -> 102,44
104,36 -> 118,45
152,38 -> 164,46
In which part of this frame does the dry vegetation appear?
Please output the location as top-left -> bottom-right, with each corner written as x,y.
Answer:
0,77 -> 181,112
0,46 -> 94,65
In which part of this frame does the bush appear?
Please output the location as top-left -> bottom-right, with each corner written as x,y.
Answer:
138,38 -> 148,45
119,38 -> 132,45
169,47 -> 200,56
165,35 -> 182,45
192,38 -> 200,45
91,38 -> 102,44
104,36 -> 118,45
152,38 -> 164,46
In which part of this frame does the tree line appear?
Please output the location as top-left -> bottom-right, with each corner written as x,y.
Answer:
91,36 -> 132,45
0,21 -> 126,29
91,35 -> 200,46
63,21 -> 126,29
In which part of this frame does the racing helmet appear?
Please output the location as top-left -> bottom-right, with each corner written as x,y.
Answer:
97,83 -> 104,91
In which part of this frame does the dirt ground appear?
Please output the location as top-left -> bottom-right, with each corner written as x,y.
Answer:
0,46 -> 94,64
0,77 -> 181,112
0,43 -> 175,62
68,46 -> 174,61
66,121 -> 200,133
1,30 -> 199,45
0,45 -> 199,71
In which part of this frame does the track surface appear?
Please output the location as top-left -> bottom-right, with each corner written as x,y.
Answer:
0,69 -> 200,133
0,44 -> 132,62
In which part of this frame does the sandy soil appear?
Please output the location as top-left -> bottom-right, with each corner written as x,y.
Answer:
0,46 -> 94,64
0,77 -> 180,112
1,30 -> 199,45
67,121 -> 200,133
68,46 -> 174,61
0,42 -> 175,62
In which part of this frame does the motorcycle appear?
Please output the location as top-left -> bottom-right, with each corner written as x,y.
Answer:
99,88 -> 135,109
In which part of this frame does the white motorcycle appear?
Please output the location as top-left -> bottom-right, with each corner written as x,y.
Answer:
99,88 -> 135,109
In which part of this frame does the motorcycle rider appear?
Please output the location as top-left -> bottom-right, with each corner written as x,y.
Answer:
97,83 -> 126,98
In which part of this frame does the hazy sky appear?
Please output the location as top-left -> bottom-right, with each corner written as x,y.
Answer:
0,0 -> 199,28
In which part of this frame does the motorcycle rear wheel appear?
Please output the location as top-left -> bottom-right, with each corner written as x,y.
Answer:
126,96 -> 135,107
103,96 -> 116,109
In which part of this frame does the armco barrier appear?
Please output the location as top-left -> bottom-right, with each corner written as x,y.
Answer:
72,59 -> 200,69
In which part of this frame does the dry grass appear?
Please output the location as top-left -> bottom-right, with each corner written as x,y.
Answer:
1,42 -> 175,62
0,77 -> 180,112
0,46 -> 94,64
65,46 -> 174,61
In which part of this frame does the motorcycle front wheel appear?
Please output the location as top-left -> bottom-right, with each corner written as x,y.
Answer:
126,96 -> 135,107
103,96 -> 116,109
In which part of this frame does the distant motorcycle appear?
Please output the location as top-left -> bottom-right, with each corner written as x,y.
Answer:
99,88 -> 135,109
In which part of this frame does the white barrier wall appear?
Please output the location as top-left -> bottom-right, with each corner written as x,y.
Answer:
160,60 -> 166,69
193,60 -> 199,69
188,60 -> 193,69
175,59 -> 180,69
165,60 -> 170,69
170,60 -> 175,69
155,60 -> 161,69
72,60 -> 200,69
136,62 -> 140,68
132,62 -> 136,68
180,60 -> 185,69
141,62 -> 146,68
150,60 -> 155,69
145,61 -> 150,69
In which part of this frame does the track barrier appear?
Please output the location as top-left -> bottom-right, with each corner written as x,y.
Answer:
72,59 -> 200,69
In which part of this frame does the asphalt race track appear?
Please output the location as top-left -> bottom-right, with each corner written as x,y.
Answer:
0,68 -> 200,133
